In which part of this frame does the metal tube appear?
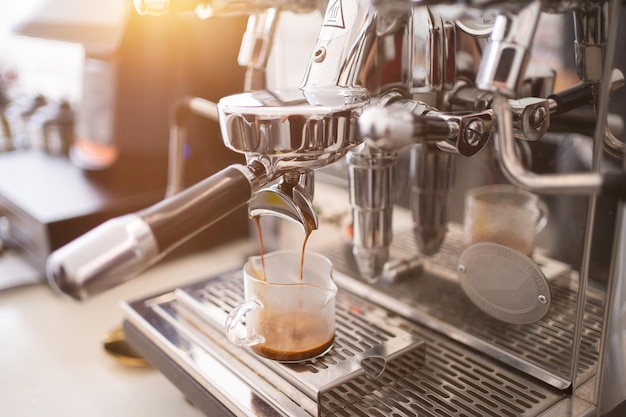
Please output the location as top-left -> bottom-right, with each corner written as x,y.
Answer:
166,97 -> 220,197
475,1 -> 542,97
239,9 -> 279,91
494,94 -> 604,195
347,145 -> 397,282
410,144 -> 454,255
589,0 -> 625,412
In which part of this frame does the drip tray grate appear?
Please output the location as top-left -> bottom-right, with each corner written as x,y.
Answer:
175,272 -> 424,402
321,225 -> 604,389
123,270 -> 564,417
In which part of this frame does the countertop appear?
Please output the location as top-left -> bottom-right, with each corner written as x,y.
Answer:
0,239 -> 256,417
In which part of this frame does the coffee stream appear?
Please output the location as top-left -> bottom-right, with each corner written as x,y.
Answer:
253,214 -> 316,282
253,216 -> 266,281
250,213 -> 335,363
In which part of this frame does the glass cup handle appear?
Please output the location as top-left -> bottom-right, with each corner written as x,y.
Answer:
225,301 -> 263,347
535,200 -> 550,234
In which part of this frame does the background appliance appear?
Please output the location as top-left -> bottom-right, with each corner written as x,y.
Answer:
0,0 -> 250,286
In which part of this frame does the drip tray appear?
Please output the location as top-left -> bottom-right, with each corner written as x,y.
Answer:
122,270 -> 564,417
321,225 -> 604,390
178,271 -> 425,413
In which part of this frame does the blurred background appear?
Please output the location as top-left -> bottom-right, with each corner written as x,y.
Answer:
0,0 -> 83,106
0,0 -> 254,286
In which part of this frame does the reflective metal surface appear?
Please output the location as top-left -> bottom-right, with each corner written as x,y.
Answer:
218,88 -> 365,173
321,224 -> 600,391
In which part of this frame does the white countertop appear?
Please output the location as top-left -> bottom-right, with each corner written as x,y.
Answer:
0,239 -> 255,417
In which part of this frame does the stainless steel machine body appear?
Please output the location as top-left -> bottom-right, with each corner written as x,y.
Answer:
49,0 -> 626,415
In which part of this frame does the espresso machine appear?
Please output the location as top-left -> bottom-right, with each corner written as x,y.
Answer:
46,0 -> 626,415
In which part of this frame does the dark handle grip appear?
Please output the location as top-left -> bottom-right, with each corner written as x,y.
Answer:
46,164 -> 258,301
140,164 -> 254,253
548,82 -> 595,115
549,69 -> 624,115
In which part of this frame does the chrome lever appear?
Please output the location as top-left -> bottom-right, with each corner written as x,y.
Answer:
359,99 -> 493,156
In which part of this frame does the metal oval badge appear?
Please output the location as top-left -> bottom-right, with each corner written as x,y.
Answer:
458,242 -> 551,325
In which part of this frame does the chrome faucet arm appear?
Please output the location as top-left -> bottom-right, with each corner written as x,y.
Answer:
359,98 -> 493,156
494,94 -> 604,195
488,0 -> 626,199
494,94 -> 626,199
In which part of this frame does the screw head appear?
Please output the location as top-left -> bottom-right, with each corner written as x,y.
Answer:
314,47 -> 327,63
464,119 -> 485,146
530,106 -> 548,130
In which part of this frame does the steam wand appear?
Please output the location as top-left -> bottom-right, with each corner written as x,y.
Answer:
488,0 -> 626,198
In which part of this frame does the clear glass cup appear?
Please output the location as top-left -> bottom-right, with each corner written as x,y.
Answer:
464,184 -> 549,257
225,250 -> 337,362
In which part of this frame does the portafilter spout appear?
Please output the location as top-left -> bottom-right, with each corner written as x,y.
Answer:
216,84 -> 366,235
47,162 -> 271,301
249,170 -> 319,235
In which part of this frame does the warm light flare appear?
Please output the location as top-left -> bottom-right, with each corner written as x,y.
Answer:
134,0 -> 170,16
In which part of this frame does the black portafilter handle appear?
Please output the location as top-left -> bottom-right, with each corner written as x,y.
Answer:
46,163 -> 268,301
548,69 -> 625,115
548,82 -> 596,115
